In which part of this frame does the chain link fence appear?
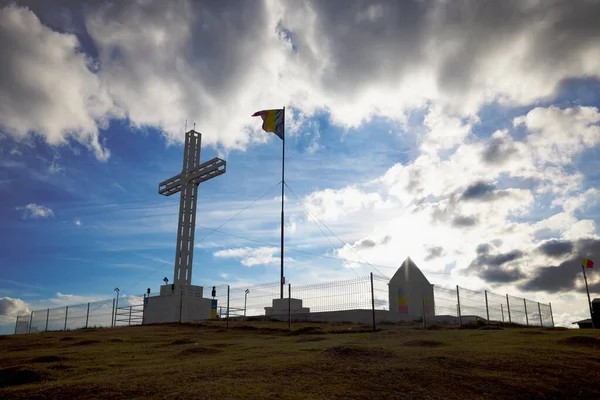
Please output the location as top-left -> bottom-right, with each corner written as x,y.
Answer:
14,278 -> 553,334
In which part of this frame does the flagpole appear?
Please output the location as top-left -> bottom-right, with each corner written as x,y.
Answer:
582,264 -> 595,328
280,106 -> 285,299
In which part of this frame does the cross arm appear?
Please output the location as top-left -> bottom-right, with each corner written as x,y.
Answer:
158,157 -> 227,196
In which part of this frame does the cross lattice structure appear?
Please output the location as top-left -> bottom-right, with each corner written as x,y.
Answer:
158,130 -> 226,286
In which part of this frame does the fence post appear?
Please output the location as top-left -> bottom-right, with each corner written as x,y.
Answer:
14,317 -> 19,334
85,302 -> 90,329
485,290 -> 490,323
506,294 -> 512,323
456,285 -> 462,326
64,306 -> 69,331
549,303 -> 555,327
111,298 -> 115,328
129,306 -> 133,326
370,273 -> 376,332
288,283 -> 292,332
45,308 -> 49,331
501,304 -> 504,323
523,299 -> 529,326
226,285 -> 230,329
114,295 -> 120,327
179,289 -> 183,324
421,290 -> 427,329
28,311 -> 33,334
537,302 -> 543,327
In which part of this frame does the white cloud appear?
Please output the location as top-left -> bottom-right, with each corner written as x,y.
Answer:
4,1 -> 599,160
74,219 -> 82,227
289,105 -> 600,307
214,246 -> 292,268
48,154 -> 64,174
18,203 -> 54,219
0,297 -> 30,324
303,186 -> 384,221
515,106 -> 600,166
48,292 -> 112,307
0,5 -> 120,160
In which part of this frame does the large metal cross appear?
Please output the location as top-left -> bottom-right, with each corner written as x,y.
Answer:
158,130 -> 226,286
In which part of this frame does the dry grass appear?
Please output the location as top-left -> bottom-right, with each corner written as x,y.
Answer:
1,322 -> 600,399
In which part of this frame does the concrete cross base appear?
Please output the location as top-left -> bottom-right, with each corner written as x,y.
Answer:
264,298 -> 310,321
143,284 -> 214,324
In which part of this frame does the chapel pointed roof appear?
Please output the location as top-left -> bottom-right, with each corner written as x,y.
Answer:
389,257 -> 431,286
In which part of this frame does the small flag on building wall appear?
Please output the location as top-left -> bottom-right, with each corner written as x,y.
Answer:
583,258 -> 594,269
397,287 -> 408,314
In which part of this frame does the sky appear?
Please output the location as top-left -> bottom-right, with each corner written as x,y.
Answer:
1,0 -> 600,333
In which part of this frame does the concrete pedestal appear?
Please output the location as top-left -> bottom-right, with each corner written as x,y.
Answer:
143,284 -> 215,324
264,298 -> 310,321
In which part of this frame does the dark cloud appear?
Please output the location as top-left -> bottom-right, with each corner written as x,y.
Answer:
462,182 -> 496,200
482,135 -> 517,165
452,215 -> 478,227
468,248 -> 525,283
481,267 -> 525,283
476,243 -> 491,255
353,235 -> 392,251
537,239 -> 574,258
425,246 -> 444,261
429,196 -> 478,229
354,238 -> 376,250
470,249 -> 524,268
521,239 -> 600,293
460,181 -> 512,202
298,0 -> 600,113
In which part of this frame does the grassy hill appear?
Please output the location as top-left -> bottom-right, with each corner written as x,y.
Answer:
1,322 -> 600,399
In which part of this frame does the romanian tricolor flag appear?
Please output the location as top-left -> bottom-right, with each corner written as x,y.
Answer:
397,287 -> 408,314
252,109 -> 284,140
583,258 -> 594,269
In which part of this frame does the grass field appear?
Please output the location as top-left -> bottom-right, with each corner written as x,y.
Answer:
1,322 -> 600,399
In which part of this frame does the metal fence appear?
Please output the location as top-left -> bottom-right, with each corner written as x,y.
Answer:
15,295 -> 144,334
14,276 -> 553,334
434,285 -> 554,327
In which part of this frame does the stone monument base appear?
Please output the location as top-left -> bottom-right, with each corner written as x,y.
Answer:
264,298 -> 310,321
143,284 -> 215,324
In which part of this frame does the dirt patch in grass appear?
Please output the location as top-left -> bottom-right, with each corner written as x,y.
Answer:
558,336 -> 600,347
328,326 -> 374,334
30,355 -> 68,363
544,327 -> 568,331
323,345 -> 394,359
520,330 -> 545,335
210,343 -> 236,348
478,325 -> 504,330
426,324 -> 447,330
71,339 -> 102,346
427,355 -> 478,370
0,367 -> 46,387
47,364 -> 75,371
59,336 -> 76,342
231,325 -> 283,333
296,336 -> 328,343
108,338 -> 124,343
403,339 -> 447,347
168,338 -> 195,345
288,326 -> 326,336
178,346 -> 222,356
